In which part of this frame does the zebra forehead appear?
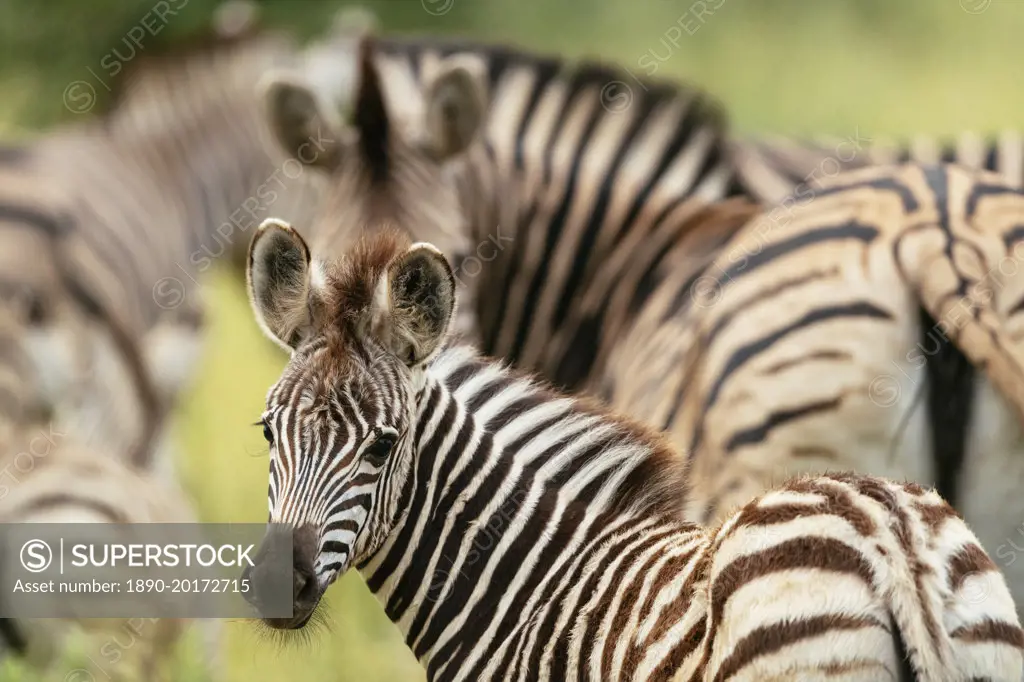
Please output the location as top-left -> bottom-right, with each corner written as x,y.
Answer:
275,333 -> 395,404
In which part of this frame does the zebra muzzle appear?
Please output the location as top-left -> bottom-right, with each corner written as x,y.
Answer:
241,523 -> 322,629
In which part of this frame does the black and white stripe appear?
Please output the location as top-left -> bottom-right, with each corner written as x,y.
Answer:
603,162 -> 1024,612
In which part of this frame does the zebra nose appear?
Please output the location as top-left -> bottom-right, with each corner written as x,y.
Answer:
292,564 -> 318,608
242,523 -> 322,628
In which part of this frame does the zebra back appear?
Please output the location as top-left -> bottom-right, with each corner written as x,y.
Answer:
729,128 -> 1024,204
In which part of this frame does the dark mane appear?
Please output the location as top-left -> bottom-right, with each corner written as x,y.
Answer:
322,227 -> 409,330
354,36 -> 391,187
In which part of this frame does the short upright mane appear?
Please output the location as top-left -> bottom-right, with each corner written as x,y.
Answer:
321,227 -> 410,327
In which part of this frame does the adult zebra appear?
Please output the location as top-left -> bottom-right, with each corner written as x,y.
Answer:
241,220 -> 1024,681
0,3 -> 363,476
260,33 -> 739,394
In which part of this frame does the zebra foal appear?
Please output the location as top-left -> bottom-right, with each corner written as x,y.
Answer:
241,219 -> 1023,681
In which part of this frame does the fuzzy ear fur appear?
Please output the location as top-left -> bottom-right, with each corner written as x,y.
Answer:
421,55 -> 489,161
369,243 -> 456,366
247,218 -> 315,351
260,72 -> 342,172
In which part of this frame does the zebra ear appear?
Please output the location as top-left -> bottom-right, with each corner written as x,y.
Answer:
422,56 -> 488,161
371,243 -> 456,366
247,218 -> 314,352
260,73 -> 342,172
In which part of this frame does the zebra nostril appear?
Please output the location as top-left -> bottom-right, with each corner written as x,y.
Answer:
293,564 -> 318,607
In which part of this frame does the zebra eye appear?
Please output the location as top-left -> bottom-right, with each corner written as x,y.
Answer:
364,432 -> 397,466
262,422 -> 274,446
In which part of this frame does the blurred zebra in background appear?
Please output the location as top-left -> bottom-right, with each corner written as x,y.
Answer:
0,304 -> 208,681
241,222 -> 1024,681
0,1 -> 366,479
259,32 -> 736,393
262,23 -> 1024,399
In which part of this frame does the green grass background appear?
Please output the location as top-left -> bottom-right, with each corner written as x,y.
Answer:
2,0 -> 1024,679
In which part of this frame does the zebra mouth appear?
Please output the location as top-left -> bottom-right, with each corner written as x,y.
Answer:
261,605 -> 318,630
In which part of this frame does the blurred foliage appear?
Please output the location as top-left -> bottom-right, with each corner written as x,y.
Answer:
1,0 -> 1024,680
2,0 -> 1024,134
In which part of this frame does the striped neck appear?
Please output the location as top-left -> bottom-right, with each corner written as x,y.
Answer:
106,34 -> 318,265
44,31 -> 323,274
354,345 -> 688,679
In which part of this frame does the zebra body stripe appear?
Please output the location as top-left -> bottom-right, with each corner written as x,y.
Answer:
275,34 -> 736,393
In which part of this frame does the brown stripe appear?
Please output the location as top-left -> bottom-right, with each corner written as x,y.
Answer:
770,477 -> 876,536
913,499 -> 960,534
642,550 -> 711,652
592,530 -> 678,679
816,474 -> 952,654
649,614 -> 706,680
948,543 -> 997,592
607,539 -> 682,677
951,619 -> 1024,648
636,546 -> 702,628
818,473 -> 900,516
901,480 -> 928,496
838,473 -> 947,658
696,536 -> 877,674
711,614 -> 885,681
